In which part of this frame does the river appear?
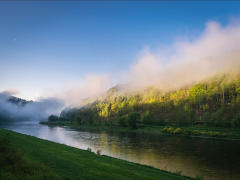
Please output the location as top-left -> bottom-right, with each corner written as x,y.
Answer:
1,122 -> 240,180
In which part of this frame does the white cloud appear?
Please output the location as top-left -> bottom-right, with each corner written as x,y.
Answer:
126,20 -> 240,90
55,74 -> 111,106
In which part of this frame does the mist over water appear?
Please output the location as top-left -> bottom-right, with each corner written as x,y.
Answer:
0,91 -> 64,123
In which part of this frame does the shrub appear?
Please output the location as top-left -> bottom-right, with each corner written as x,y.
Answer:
162,127 -> 168,133
207,131 -> 222,137
231,113 -> 240,128
96,149 -> 101,155
128,112 -> 141,129
167,127 -> 174,134
173,128 -> 182,134
48,115 -> 59,122
162,127 -> 176,134
118,116 -> 127,127
192,130 -> 201,135
142,111 -> 154,125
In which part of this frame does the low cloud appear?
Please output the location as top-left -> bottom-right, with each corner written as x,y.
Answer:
55,74 -> 111,106
4,20 -> 240,110
126,20 -> 240,90
0,91 -> 64,123
53,20 -> 240,106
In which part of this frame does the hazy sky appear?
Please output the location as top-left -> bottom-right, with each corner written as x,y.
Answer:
0,1 -> 240,100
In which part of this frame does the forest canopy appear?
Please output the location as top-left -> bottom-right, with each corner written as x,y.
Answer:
55,73 -> 240,129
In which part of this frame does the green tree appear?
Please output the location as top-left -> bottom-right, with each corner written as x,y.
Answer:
142,111 -> 154,125
74,112 -> 82,125
118,116 -> 127,127
48,115 -> 59,122
231,113 -> 240,128
128,112 -> 140,129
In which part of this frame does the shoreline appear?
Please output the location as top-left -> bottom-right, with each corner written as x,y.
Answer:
0,128 -> 194,180
40,121 -> 240,141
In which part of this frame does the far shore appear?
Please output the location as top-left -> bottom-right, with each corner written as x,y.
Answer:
40,121 -> 240,140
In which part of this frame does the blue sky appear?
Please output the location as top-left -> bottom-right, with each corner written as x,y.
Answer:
0,1 -> 240,100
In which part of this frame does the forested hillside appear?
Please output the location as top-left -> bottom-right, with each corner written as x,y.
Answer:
56,73 -> 240,129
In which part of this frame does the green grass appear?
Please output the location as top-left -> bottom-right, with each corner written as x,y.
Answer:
0,128 -> 193,180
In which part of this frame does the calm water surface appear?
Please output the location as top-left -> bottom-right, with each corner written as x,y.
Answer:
1,122 -> 240,180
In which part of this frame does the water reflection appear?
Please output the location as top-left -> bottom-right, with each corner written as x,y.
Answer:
1,123 -> 240,180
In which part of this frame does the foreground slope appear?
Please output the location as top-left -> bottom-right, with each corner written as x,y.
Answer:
0,128 -> 193,180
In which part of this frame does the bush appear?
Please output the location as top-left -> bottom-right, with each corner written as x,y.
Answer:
128,112 -> 141,129
207,131 -> 223,137
173,128 -> 182,134
59,117 -> 69,122
162,127 -> 175,134
48,115 -> 59,122
96,149 -> 101,155
192,130 -> 201,135
142,111 -> 154,125
118,116 -> 127,127
162,127 -> 168,133
231,113 -> 240,128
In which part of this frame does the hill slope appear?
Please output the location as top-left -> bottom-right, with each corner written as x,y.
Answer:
55,73 -> 240,129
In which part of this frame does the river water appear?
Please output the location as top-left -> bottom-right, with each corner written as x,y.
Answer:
1,122 -> 240,180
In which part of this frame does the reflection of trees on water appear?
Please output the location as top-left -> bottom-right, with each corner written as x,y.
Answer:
3,123 -> 240,180
95,131 -> 240,180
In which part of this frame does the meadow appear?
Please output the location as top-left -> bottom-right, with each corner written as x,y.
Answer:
0,128 -> 194,180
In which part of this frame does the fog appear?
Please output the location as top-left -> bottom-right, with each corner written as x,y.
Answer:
0,91 -> 63,123
56,20 -> 240,106
124,21 -> 240,91
2,20 -> 240,111
57,74 -> 111,107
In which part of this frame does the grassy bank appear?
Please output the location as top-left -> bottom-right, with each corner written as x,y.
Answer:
0,128 -> 194,180
41,121 -> 240,140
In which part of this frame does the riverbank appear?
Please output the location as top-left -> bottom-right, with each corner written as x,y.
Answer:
40,121 -> 240,140
0,128 -> 194,180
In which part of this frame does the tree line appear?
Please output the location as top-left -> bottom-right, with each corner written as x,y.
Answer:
51,73 -> 240,129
